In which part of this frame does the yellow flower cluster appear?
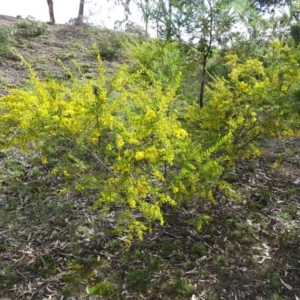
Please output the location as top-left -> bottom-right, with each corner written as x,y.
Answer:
135,151 -> 145,160
145,109 -> 156,119
116,136 -> 125,149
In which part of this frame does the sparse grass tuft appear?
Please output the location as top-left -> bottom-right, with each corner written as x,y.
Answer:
269,273 -> 281,291
282,203 -> 298,216
87,282 -> 115,296
160,239 -> 180,258
2,266 -> 22,285
192,243 -> 207,257
259,187 -> 273,205
215,255 -> 227,266
270,293 -> 284,300
170,278 -> 195,296
148,256 -> 164,271
247,257 -> 258,266
126,269 -> 151,292
281,188 -> 295,199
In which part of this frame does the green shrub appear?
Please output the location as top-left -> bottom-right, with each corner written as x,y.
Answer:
17,20 -> 47,37
91,31 -> 125,60
17,19 -> 31,29
0,25 -> 15,55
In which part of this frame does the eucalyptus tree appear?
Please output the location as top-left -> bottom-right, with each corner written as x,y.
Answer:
225,0 -> 299,61
45,0 -> 87,25
76,0 -> 85,24
251,0 -> 300,34
46,0 -> 55,24
228,0 -> 271,60
246,0 -> 300,44
135,0 -> 153,36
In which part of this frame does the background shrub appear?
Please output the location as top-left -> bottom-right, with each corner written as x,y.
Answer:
0,25 -> 15,56
90,31 -> 125,60
17,20 -> 47,38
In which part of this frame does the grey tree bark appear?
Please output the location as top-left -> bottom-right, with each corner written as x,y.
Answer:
76,0 -> 85,25
46,0 -> 55,24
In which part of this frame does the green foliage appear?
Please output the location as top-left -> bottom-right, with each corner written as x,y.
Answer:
87,282 -> 115,296
59,51 -> 77,60
259,187 -> 272,205
16,20 -> 47,38
148,256 -> 164,271
226,220 -> 257,244
270,293 -> 284,300
126,39 -> 183,85
282,203 -> 298,216
191,214 -> 212,231
128,38 -> 299,160
145,0 -> 235,43
24,253 -> 59,277
291,23 -> 300,45
126,39 -> 201,109
0,25 -> 15,56
141,0 -> 237,107
17,19 -> 31,29
280,223 -> 299,248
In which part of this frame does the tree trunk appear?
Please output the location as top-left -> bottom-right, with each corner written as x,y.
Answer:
199,57 -> 207,108
141,0 -> 150,36
46,0 -> 55,24
158,0 -> 172,40
76,0 -> 85,25
198,0 -> 213,108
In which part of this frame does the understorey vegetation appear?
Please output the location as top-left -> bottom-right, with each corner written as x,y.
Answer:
1,39 -> 299,246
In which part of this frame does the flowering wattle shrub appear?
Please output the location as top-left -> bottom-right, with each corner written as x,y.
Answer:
186,39 -> 300,161
0,51 -> 232,247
